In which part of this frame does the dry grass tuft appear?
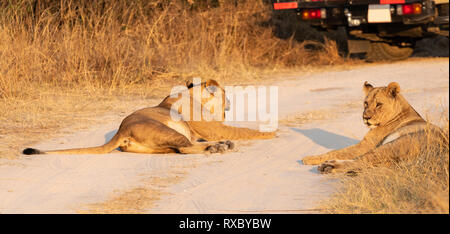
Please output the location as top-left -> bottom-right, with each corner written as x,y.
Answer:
79,174 -> 184,214
280,109 -> 337,127
322,117 -> 449,214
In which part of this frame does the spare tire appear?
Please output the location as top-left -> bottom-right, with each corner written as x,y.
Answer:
365,42 -> 414,62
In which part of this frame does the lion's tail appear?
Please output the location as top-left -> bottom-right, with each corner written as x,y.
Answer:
22,133 -> 124,155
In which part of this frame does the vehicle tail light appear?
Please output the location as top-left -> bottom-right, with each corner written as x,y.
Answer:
301,9 -> 326,20
412,3 -> 422,14
310,9 -> 320,18
402,4 -> 414,14
397,3 -> 422,15
302,10 -> 311,20
380,0 -> 405,4
273,2 -> 298,10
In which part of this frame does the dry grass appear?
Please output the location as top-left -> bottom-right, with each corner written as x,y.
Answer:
0,0 -> 347,97
79,174 -> 184,214
322,117 -> 449,214
280,109 -> 337,127
0,0 -> 349,158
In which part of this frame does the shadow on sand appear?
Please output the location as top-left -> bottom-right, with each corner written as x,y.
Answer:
291,127 -> 359,150
104,129 -> 118,144
104,129 -> 122,152
294,128 -> 359,173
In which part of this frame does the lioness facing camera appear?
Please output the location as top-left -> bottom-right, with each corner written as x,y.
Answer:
302,81 -> 446,174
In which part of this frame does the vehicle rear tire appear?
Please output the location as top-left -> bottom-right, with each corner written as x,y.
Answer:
365,42 -> 414,62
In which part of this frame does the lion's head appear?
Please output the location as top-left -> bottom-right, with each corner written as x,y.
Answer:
185,79 -> 230,121
362,81 -> 407,129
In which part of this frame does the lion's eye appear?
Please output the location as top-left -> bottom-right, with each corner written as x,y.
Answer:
364,102 -> 368,108
376,102 -> 383,107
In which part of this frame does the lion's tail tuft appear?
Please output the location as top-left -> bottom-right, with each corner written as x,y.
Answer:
23,148 -> 43,155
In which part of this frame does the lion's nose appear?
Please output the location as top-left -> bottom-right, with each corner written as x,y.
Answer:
363,110 -> 373,120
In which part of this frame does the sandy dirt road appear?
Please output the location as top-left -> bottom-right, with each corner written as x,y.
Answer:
0,58 -> 448,213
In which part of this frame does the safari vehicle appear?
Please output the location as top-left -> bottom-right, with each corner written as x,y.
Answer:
272,0 -> 449,61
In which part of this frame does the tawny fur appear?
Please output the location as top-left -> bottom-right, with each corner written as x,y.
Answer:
302,81 -> 445,174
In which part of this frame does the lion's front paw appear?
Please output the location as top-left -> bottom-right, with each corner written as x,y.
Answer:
318,160 -> 358,175
318,160 -> 339,174
220,140 -> 235,151
302,155 -> 324,165
206,140 -> 235,154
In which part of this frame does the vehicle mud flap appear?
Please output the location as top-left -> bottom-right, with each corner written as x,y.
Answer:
365,42 -> 414,62
347,39 -> 371,54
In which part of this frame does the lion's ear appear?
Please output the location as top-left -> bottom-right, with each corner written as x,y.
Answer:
363,81 -> 374,95
204,79 -> 219,87
203,79 -> 219,94
386,82 -> 400,98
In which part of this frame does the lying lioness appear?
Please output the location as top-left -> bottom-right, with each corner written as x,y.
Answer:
23,79 -> 274,155
302,81 -> 445,174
